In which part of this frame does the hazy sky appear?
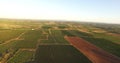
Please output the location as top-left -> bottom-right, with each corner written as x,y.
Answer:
0,0 -> 120,24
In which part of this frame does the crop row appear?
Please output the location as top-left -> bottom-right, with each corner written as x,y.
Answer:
40,30 -> 69,45
33,45 -> 92,63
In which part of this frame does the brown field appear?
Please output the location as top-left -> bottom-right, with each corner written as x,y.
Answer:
65,36 -> 120,63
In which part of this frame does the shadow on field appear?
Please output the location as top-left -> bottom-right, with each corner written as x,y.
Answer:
28,45 -> 92,63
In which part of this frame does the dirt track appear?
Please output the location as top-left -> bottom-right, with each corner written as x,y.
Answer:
0,31 -> 27,45
65,36 -> 120,63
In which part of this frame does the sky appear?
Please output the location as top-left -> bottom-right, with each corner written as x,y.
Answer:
0,0 -> 120,24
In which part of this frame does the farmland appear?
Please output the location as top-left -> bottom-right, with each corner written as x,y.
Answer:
61,30 -> 120,57
65,36 -> 120,63
40,30 -> 69,45
0,30 -> 24,44
7,50 -> 34,63
0,19 -> 120,63
34,45 -> 91,63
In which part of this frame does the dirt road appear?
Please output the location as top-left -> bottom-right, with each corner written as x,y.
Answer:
0,31 -> 27,45
65,36 -> 120,63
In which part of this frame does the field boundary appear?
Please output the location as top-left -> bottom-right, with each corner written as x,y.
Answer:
65,36 -> 120,63
0,31 -> 27,45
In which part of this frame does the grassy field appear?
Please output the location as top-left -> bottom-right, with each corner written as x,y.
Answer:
91,33 -> 120,44
0,30 -> 42,53
61,30 -> 75,36
0,30 -> 24,43
34,45 -> 92,63
50,30 -> 69,44
40,30 -> 69,45
7,50 -> 34,63
14,30 -> 42,48
0,30 -> 25,55
61,30 -> 93,37
0,30 -> 42,62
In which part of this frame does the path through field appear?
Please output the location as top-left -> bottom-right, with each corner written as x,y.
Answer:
0,31 -> 28,63
65,36 -> 120,63
0,31 -> 27,45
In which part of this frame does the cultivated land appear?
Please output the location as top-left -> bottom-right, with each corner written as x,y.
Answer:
0,19 -> 120,63
65,36 -> 120,63
34,45 -> 92,63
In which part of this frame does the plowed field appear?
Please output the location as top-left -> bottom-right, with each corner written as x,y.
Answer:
65,36 -> 120,63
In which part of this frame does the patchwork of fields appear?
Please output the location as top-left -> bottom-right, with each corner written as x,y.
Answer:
62,30 -> 120,57
0,21 -> 120,63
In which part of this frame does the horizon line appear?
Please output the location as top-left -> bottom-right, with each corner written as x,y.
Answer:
0,17 -> 120,25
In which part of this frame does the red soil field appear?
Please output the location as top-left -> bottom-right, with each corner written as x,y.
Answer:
65,36 -> 120,63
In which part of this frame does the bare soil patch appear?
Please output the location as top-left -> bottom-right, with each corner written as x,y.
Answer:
65,36 -> 120,63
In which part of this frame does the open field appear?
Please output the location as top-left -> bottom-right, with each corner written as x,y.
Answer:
34,45 -> 92,63
40,30 -> 69,45
65,36 -> 120,63
0,30 -> 24,44
7,50 -> 34,63
0,30 -> 42,63
82,37 -> 120,57
14,30 -> 42,48
0,30 -> 42,52
91,33 -> 120,44
61,30 -> 120,57
0,20 -> 120,63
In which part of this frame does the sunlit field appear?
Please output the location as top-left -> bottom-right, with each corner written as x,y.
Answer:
0,19 -> 120,63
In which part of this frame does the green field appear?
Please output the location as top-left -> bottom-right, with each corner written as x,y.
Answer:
34,45 -> 92,63
7,50 -> 34,63
0,30 -> 24,43
61,30 -> 93,37
0,30 -> 42,63
0,30 -> 42,53
14,30 -> 42,48
92,33 -> 120,44
40,30 -> 69,45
